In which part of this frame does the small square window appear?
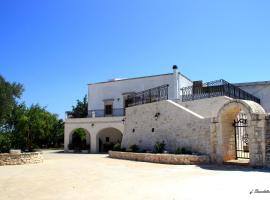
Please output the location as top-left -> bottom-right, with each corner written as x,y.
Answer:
106,137 -> 110,142
152,128 -> 155,132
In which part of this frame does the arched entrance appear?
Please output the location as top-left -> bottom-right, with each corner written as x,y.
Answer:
213,100 -> 266,166
69,128 -> 91,152
233,112 -> 249,159
96,128 -> 123,153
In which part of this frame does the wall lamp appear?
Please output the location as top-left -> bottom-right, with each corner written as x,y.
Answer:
154,112 -> 160,120
122,118 -> 126,124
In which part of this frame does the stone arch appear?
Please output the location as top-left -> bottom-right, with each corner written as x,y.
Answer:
96,127 -> 123,153
213,99 -> 266,166
68,128 -> 91,152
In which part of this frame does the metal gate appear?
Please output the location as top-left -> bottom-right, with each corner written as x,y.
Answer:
233,113 -> 249,159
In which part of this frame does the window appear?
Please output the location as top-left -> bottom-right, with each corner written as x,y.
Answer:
105,104 -> 113,115
106,137 -> 110,142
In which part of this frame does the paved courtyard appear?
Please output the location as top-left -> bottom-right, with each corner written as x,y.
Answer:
0,150 -> 269,200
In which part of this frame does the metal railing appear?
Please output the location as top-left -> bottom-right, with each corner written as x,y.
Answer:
88,108 -> 125,117
127,84 -> 169,107
180,79 -> 260,104
66,108 -> 125,118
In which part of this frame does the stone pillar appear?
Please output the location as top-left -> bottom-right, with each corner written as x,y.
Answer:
64,126 -> 70,152
265,115 -> 270,166
172,65 -> 179,99
91,132 -> 98,153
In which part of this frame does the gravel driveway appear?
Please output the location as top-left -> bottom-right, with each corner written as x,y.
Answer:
0,150 -> 269,200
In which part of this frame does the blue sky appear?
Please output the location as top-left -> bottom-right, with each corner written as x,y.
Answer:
1,0 -> 270,119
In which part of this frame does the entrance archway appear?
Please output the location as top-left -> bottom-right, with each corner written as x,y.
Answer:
96,128 -> 123,153
214,100 -> 266,166
69,128 -> 91,152
233,112 -> 249,159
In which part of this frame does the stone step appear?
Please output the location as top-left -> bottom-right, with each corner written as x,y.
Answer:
223,159 -> 250,166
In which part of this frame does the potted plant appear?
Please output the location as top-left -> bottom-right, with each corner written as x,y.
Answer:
81,144 -> 90,153
68,143 -> 75,153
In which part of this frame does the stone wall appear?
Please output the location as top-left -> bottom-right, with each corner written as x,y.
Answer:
0,152 -> 43,166
109,151 -> 210,165
176,96 -> 232,118
122,100 -> 212,155
265,115 -> 270,166
237,83 -> 270,113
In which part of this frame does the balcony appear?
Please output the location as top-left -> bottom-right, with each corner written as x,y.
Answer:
127,84 -> 169,107
180,79 -> 260,104
88,108 -> 125,117
66,108 -> 125,119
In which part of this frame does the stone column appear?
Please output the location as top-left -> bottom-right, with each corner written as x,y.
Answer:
90,131 -> 98,153
64,126 -> 70,152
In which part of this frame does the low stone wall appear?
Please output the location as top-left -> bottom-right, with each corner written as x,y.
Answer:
0,152 -> 43,166
109,151 -> 210,165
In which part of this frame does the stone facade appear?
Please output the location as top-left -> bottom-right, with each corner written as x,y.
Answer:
122,98 -> 269,167
109,151 -> 210,165
122,99 -> 212,154
0,152 -> 43,166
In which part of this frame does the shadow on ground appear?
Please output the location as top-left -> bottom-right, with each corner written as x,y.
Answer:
197,164 -> 270,172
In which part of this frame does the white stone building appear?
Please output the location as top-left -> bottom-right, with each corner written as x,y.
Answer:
64,66 -> 270,167
65,66 -> 192,153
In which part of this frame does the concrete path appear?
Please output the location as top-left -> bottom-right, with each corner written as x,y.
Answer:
0,150 -> 269,200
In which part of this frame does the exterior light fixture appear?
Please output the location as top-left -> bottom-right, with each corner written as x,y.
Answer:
154,112 -> 160,120
122,118 -> 126,124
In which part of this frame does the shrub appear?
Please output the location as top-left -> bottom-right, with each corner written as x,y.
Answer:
68,143 -> 74,150
181,147 -> 192,155
175,148 -> 182,155
141,149 -> 147,153
121,147 -> 126,152
129,144 -> 139,152
154,141 -> 166,153
0,133 -> 12,153
113,143 -> 121,151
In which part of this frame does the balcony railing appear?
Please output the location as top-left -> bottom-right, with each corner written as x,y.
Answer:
127,84 -> 169,107
66,108 -> 125,119
180,79 -> 260,104
88,108 -> 125,117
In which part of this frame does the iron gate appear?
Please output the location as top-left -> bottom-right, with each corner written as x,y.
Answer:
233,113 -> 249,159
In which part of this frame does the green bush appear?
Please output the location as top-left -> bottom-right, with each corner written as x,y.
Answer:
0,133 -> 12,153
154,141 -> 166,153
113,143 -> 121,151
180,147 -> 192,155
129,144 -> 139,152
175,147 -> 182,154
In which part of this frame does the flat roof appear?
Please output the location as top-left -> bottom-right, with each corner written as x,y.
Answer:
234,81 -> 270,87
88,72 -> 192,85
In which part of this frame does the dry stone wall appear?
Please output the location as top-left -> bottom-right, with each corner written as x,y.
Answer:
0,152 -> 43,166
109,151 -> 210,165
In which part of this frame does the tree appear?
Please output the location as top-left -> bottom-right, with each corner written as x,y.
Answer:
69,95 -> 88,118
0,74 -> 64,152
0,75 -> 24,128
16,104 -> 62,150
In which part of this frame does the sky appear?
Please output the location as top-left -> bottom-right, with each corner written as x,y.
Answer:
1,0 -> 270,119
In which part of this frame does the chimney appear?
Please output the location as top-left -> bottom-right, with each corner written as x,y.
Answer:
172,65 -> 179,99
